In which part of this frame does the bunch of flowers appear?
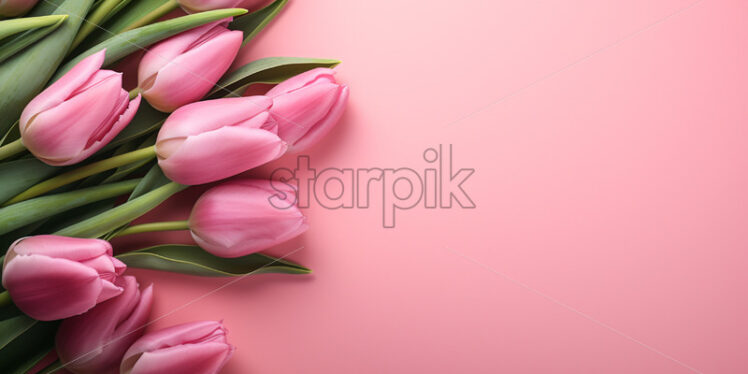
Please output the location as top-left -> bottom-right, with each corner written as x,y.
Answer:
0,0 -> 348,373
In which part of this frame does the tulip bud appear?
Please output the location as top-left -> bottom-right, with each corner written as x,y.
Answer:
176,0 -> 269,13
266,68 -> 349,152
138,19 -> 242,112
19,50 -> 141,166
189,179 -> 308,258
156,96 -> 287,185
1,235 -> 126,321
120,321 -> 234,374
56,276 -> 153,374
0,0 -> 38,17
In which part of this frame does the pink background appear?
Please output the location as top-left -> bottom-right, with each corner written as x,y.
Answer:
117,0 -> 747,373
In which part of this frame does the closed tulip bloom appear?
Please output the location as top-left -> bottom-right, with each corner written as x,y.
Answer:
0,0 -> 38,17
156,96 -> 287,185
189,179 -> 308,257
177,0 -> 269,13
138,19 -> 242,112
266,68 -> 349,152
121,321 -> 234,374
19,50 -> 141,166
57,276 -> 153,374
1,235 -> 125,321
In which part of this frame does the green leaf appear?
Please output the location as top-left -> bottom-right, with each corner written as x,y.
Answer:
127,164 -> 171,201
74,0 -> 172,53
117,244 -> 311,277
0,15 -> 67,40
229,0 -> 288,45
0,159 -> 58,205
208,56 -> 340,99
0,16 -> 68,64
70,0 -> 133,51
54,8 -> 249,80
0,314 -> 58,374
0,179 -> 139,236
54,182 -> 186,238
0,0 -> 95,135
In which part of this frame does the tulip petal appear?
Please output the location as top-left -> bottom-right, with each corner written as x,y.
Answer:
158,125 -> 286,185
22,72 -> 125,165
57,276 -> 152,374
291,85 -> 349,152
67,94 -> 142,165
19,50 -> 106,131
190,181 -> 308,257
9,235 -> 112,261
127,343 -> 233,374
2,255 -> 111,321
266,67 -> 336,97
271,81 -> 341,145
158,96 -> 272,139
140,22 -> 242,112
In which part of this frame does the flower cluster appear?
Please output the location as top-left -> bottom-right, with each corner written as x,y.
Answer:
0,0 -> 347,372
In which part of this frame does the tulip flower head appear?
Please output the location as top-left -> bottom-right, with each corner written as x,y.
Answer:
19,50 -> 141,166
189,179 -> 308,258
266,67 -> 349,152
156,96 -> 287,185
121,320 -> 234,374
0,0 -> 38,17
177,0 -> 269,13
57,276 -> 153,374
1,235 -> 126,321
138,18 -> 243,112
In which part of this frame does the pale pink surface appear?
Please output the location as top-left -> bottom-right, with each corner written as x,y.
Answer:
116,1 -> 748,373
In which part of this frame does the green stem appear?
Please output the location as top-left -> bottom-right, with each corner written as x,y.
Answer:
114,220 -> 190,237
0,290 -> 11,308
0,179 -> 141,236
69,0 -> 121,51
0,138 -> 25,161
3,146 -> 156,206
129,87 -> 141,100
55,182 -> 186,238
120,0 -> 179,33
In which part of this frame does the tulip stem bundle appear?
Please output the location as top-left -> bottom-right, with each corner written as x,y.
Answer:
114,220 -> 190,237
3,146 -> 157,206
0,138 -> 24,161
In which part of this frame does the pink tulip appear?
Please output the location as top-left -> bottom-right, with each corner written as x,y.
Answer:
0,0 -> 38,17
189,179 -> 308,257
266,68 -> 349,152
176,0 -> 269,13
19,50 -> 140,166
156,96 -> 286,185
57,276 -> 153,374
1,235 -> 125,321
138,19 -> 242,112
120,321 -> 234,374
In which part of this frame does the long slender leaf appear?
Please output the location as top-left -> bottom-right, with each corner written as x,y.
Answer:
229,0 -> 287,45
0,315 -> 58,374
0,159 -> 58,205
55,182 -> 186,238
0,0 -> 95,135
54,8 -> 248,80
74,0 -> 171,53
0,15 -> 67,40
208,57 -> 340,98
70,0 -> 132,51
0,179 -> 140,236
0,16 -> 68,64
117,244 -> 311,277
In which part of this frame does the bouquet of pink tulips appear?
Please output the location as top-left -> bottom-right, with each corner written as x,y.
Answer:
0,0 -> 348,373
